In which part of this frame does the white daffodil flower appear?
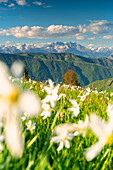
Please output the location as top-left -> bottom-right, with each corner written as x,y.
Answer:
74,115 -> 89,137
69,99 -> 79,117
57,93 -> 66,101
107,103 -> 113,118
85,114 -> 113,161
110,93 -> 113,96
85,87 -> 91,96
79,94 -> 87,101
43,79 -> 59,107
41,103 -> 52,119
26,120 -> 36,131
0,62 -> 41,158
21,113 -> 30,121
92,90 -> 98,94
51,125 -> 74,151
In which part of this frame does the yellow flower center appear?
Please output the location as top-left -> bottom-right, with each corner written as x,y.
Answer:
29,126 -> 32,129
106,133 -> 113,145
63,137 -> 67,141
81,127 -> 86,132
47,109 -> 50,112
9,87 -> 19,103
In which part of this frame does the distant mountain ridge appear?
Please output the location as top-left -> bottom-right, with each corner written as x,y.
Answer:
86,77 -> 113,92
108,53 -> 113,60
1,52 -> 113,87
1,41 -> 113,58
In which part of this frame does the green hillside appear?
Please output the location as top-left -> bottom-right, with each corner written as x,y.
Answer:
1,52 -> 113,87
86,77 -> 113,92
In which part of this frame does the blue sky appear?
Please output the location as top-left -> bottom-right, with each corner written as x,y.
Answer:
0,0 -> 113,47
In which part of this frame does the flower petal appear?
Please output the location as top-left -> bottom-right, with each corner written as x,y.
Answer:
50,100 -> 56,108
48,79 -> 54,89
57,141 -> 64,151
0,99 -> 8,118
69,108 -> 75,112
42,95 -> 51,103
51,136 -> 61,143
74,131 -> 80,136
85,140 -> 105,161
90,114 -> 107,139
70,99 -> 78,106
72,111 -> 79,117
0,135 -> 4,142
64,140 -> 70,148
19,92 -> 41,117
5,111 -> 24,158
67,133 -> 74,139
44,86 -> 51,94
53,85 -> 59,94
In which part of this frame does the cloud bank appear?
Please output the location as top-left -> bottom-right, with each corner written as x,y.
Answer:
102,35 -> 113,39
15,0 -> 27,6
33,1 -> 52,8
0,20 -> 113,40
0,25 -> 84,39
86,20 -> 113,35
0,0 -> 51,7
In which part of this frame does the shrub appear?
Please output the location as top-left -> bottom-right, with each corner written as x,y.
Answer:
62,69 -> 80,86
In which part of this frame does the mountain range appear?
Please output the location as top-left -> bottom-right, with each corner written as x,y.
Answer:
1,41 -> 113,58
1,52 -> 113,87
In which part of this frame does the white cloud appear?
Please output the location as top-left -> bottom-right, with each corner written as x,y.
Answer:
33,1 -> 45,6
0,25 -> 84,39
6,41 -> 11,43
8,3 -> 15,7
75,34 -> 85,40
88,37 -> 95,40
33,1 -> 52,8
15,0 -> 27,6
1,20 -> 113,41
44,5 -> 52,8
88,44 -> 94,47
86,20 -> 113,35
0,0 -> 52,7
102,35 -> 113,39
0,0 -> 27,6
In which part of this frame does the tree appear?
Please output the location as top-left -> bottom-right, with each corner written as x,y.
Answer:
23,66 -> 30,80
62,69 -> 80,86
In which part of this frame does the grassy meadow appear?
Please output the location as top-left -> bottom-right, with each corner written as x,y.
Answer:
0,72 -> 113,170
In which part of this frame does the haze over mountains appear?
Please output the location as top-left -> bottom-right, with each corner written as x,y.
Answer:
1,41 -> 113,58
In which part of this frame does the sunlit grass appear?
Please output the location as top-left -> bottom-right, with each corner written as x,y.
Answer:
1,75 -> 113,169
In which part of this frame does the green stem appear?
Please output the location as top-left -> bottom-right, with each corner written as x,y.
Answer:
35,107 -> 63,170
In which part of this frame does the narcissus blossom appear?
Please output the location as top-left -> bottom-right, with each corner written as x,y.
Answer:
79,94 -> 87,101
107,103 -> 113,118
43,79 -> 59,107
26,120 -> 36,131
0,62 -> 41,158
41,103 -> 52,119
85,114 -> 113,161
69,99 -> 79,117
74,115 -> 89,137
51,123 -> 74,151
